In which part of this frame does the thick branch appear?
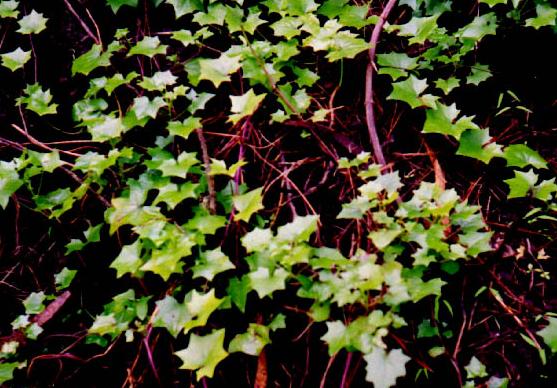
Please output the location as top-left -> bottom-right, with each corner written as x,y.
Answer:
365,0 -> 398,166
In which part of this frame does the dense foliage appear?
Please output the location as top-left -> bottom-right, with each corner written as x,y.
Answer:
1,0 -> 557,386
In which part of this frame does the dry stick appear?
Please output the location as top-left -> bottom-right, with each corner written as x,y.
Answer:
365,0 -> 398,166
85,8 -> 103,47
11,124 -> 81,158
196,127 -> 217,214
63,0 -> 100,45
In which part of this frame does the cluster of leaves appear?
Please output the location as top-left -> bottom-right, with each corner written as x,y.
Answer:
1,0 -> 557,386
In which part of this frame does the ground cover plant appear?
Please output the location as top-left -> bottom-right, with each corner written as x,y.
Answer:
1,0 -> 557,386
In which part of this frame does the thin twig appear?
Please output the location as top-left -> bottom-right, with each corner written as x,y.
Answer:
63,0 -> 100,45
196,128 -> 217,214
365,0 -> 398,166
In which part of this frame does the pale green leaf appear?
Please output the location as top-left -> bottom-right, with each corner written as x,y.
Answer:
165,0 -> 202,18
465,356 -> 488,378
153,295 -> 191,337
17,10 -> 47,34
198,53 -> 241,87
321,320 -> 349,355
457,13 -> 497,42
138,70 -> 177,91
175,329 -> 228,380
525,4 -> 557,30
16,83 -> 58,116
479,0 -> 506,7
167,117 -> 201,140
364,347 -> 410,388
110,240 -> 143,277
128,36 -> 167,58
1,47 -> 30,71
233,187 -> 264,222
248,267 -> 288,298
192,248 -> 235,281
276,215 -> 319,243
131,96 -> 166,120
23,291 -> 46,314
228,323 -> 270,356
229,89 -> 266,124
0,0 -> 19,18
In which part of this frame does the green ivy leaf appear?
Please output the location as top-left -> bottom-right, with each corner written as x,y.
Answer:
128,36 -> 167,58
456,128 -> 503,163
17,10 -> 47,34
0,362 -> 19,385
138,70 -> 177,91
209,159 -> 247,177
271,16 -> 303,39
110,240 -> 143,278
175,329 -> 228,380
72,44 -> 117,76
153,295 -> 191,337
0,161 -> 23,209
388,76 -> 436,109
537,317 -> 557,353
364,347 -> 410,388
525,4 -> 557,30
434,77 -> 460,95
466,64 -> 491,86
0,0 -> 19,18
23,291 -> 46,314
504,169 -> 538,198
1,47 -> 30,71
229,89 -> 266,124
503,144 -> 547,169
276,215 -> 319,243
167,117 -> 201,140
154,182 -> 198,208
192,248 -> 235,281
131,96 -> 166,120
198,52 -> 242,88
479,0 -> 507,7
87,115 -> 125,141
229,323 -> 270,356
457,13 -> 497,42
233,187 -> 264,222
396,15 -> 440,44
157,151 -> 199,178
248,267 -> 288,298
377,52 -> 419,80
227,276 -> 251,312
321,320 -> 349,355
464,356 -> 488,378
106,0 -> 138,13
165,0 -> 202,18
16,83 -> 58,116
54,267 -> 77,290
423,102 -> 478,140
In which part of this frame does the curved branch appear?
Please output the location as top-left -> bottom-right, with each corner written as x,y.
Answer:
365,0 -> 398,166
